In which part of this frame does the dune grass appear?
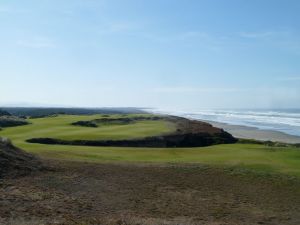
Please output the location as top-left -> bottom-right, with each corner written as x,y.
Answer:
1,114 -> 300,177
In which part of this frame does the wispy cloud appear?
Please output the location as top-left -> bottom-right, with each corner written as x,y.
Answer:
17,37 -> 56,49
108,22 -> 139,33
276,76 -> 300,81
238,30 -> 295,40
239,31 -> 276,39
140,31 -> 226,52
153,87 -> 247,94
95,18 -> 300,54
97,20 -> 223,50
141,31 -> 210,42
238,30 -> 300,54
98,21 -> 141,35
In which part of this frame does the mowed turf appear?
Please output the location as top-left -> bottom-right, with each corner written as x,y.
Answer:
0,114 -> 175,141
1,114 -> 300,177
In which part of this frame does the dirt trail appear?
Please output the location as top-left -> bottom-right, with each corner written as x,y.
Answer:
1,160 -> 299,225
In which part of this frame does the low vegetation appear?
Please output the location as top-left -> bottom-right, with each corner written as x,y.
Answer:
71,115 -> 162,128
0,113 -> 300,177
29,115 -> 236,147
0,116 -> 29,128
0,137 -> 43,178
1,107 -> 145,118
1,113 -> 300,224
0,108 -> 30,129
239,138 -> 300,148
0,109 -> 11,116
1,161 -> 300,225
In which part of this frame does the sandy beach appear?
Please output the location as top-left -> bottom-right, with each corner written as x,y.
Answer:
205,120 -> 300,144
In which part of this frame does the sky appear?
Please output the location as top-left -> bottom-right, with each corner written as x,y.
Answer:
1,0 -> 300,110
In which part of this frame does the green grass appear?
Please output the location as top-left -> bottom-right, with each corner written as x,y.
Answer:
0,114 -> 174,141
1,114 -> 300,177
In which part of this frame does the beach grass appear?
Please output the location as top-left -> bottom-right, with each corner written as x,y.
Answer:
1,114 -> 300,177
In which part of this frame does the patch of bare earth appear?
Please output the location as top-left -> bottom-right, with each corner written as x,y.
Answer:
0,161 -> 300,225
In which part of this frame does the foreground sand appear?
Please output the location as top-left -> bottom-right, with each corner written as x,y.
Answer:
206,121 -> 300,144
1,160 -> 299,225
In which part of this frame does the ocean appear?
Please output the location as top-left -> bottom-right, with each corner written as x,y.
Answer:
149,109 -> 300,137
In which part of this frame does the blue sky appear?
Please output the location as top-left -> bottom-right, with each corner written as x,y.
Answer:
1,0 -> 300,110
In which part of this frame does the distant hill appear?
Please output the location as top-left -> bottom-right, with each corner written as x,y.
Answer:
0,116 -> 29,128
2,107 -> 146,118
0,108 -> 29,128
0,109 -> 11,116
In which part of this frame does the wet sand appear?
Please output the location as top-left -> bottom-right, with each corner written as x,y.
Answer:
204,120 -> 300,144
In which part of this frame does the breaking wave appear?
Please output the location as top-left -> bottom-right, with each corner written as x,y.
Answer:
150,109 -> 300,136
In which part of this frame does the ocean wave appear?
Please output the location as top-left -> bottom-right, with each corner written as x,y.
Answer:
149,109 -> 300,136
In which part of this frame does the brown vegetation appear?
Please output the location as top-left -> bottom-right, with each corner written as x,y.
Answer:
0,160 -> 299,225
0,138 -> 43,178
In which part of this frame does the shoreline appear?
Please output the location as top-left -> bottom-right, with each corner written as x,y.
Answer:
148,109 -> 300,144
202,120 -> 300,144
151,110 -> 300,144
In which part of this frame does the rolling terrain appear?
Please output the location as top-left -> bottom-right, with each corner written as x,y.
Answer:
0,114 -> 299,176
1,113 -> 300,224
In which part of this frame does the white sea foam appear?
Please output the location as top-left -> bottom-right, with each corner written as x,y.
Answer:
149,109 -> 300,136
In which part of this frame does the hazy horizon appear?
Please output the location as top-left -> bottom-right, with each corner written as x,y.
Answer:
1,102 -> 300,112
1,0 -> 300,109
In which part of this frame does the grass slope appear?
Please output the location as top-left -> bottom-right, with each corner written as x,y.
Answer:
0,114 -> 174,141
1,114 -> 300,177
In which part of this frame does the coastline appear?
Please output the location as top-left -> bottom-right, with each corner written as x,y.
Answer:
138,109 -> 300,144
204,120 -> 300,144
